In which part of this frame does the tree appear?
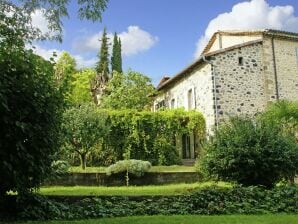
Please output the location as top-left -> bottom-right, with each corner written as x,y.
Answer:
61,104 -> 108,169
69,69 -> 96,105
101,70 -> 156,110
198,117 -> 298,188
259,100 -> 298,140
54,52 -> 77,104
92,27 -> 110,104
0,10 -> 63,196
2,0 -> 109,41
96,27 -> 110,77
111,33 -> 122,73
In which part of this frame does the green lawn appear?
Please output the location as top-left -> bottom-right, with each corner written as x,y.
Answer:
20,215 -> 298,224
39,182 -> 229,196
69,165 -> 195,173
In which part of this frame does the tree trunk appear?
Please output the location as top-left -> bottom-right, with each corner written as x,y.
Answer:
80,153 -> 87,170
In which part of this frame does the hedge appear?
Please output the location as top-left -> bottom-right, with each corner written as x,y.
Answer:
2,185 -> 297,220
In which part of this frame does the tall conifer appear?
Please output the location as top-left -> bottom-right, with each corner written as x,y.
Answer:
111,32 -> 122,73
96,27 -> 109,79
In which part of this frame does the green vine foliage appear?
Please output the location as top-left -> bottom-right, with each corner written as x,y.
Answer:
101,109 -> 205,166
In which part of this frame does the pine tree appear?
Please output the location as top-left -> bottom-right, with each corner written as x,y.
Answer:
111,32 -> 122,73
96,27 -> 110,80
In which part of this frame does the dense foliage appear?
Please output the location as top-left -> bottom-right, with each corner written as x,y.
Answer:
198,117 -> 298,188
2,185 -> 297,220
70,69 -> 96,105
61,109 -> 205,167
100,109 -> 205,166
101,70 -> 156,110
260,100 -> 298,140
0,11 -> 63,196
54,52 -> 77,104
61,104 -> 109,169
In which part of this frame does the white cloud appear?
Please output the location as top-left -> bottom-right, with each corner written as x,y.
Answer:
195,0 -> 298,58
31,9 -> 49,34
73,26 -> 159,56
74,55 -> 97,69
28,44 -> 96,69
119,26 -> 159,56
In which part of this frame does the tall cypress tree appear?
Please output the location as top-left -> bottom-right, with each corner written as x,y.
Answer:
111,32 -> 122,73
96,27 -> 109,79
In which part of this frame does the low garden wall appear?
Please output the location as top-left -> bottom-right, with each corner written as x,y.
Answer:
45,172 -> 201,186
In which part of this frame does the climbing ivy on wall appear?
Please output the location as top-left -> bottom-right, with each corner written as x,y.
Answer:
101,109 -> 206,165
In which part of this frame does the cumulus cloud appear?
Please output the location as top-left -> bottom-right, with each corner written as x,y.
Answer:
195,0 -> 298,58
73,26 -> 159,56
28,45 -> 97,69
31,9 -> 50,35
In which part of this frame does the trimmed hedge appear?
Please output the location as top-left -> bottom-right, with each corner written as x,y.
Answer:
2,185 -> 297,220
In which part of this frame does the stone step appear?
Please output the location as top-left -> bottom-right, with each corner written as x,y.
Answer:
182,159 -> 195,166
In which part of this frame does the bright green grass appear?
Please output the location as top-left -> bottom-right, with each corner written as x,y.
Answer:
69,165 -> 195,173
20,215 -> 298,224
39,182 -> 229,196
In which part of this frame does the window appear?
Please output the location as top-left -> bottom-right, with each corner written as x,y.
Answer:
238,57 -> 243,66
155,100 -> 165,111
187,89 -> 193,110
170,98 -> 175,109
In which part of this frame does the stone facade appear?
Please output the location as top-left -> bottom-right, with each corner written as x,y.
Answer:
155,30 -> 298,159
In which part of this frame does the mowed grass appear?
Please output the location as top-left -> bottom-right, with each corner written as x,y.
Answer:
69,165 -> 195,173
20,215 -> 298,224
39,182 -> 229,196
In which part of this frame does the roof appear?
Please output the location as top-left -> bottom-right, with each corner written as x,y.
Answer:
202,29 -> 298,54
156,76 -> 170,89
157,29 -> 298,91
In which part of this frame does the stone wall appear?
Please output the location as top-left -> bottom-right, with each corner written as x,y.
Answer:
44,172 -> 201,186
263,37 -> 298,101
211,42 -> 267,122
155,63 -> 215,133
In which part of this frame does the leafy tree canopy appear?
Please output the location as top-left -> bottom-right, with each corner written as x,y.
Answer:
101,70 -> 156,110
69,69 -> 97,105
0,15 -> 64,195
61,104 -> 108,169
54,52 -> 77,104
259,100 -> 298,140
1,0 -> 109,41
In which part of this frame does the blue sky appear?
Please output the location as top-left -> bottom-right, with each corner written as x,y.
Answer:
32,0 -> 298,85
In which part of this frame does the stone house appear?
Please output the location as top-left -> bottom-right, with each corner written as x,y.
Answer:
154,29 -> 298,161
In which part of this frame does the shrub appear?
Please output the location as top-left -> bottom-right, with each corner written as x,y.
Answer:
48,160 -> 70,181
106,159 -> 151,186
198,117 -> 298,188
106,160 -> 152,177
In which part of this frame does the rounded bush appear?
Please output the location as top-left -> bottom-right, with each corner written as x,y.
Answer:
198,117 -> 298,188
106,160 -> 151,177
